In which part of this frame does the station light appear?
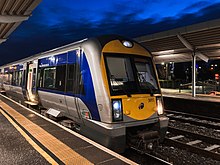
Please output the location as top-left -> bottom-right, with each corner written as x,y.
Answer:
158,50 -> 174,55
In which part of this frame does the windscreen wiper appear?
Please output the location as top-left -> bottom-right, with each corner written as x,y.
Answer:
137,73 -> 154,96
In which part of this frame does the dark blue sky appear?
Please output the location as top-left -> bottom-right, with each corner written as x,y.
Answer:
1,0 -> 220,65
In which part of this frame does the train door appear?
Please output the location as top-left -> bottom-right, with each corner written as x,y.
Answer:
30,60 -> 38,99
22,62 -> 28,100
65,50 -> 82,120
22,61 -> 38,104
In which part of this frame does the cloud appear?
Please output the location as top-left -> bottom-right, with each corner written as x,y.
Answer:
181,1 -> 214,13
0,2 -> 220,65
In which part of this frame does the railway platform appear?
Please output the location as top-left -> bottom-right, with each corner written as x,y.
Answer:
162,88 -> 220,118
0,94 -> 137,165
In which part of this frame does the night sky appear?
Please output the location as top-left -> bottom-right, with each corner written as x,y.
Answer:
1,0 -> 220,65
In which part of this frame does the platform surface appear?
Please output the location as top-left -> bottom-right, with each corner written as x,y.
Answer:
0,111 -> 50,165
0,94 -> 137,165
162,88 -> 220,103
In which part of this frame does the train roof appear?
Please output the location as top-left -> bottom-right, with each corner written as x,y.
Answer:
0,38 -> 88,68
0,35 -> 138,68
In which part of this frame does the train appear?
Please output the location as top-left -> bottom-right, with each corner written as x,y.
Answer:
0,35 -> 168,153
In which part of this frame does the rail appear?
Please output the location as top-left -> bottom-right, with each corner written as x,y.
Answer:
166,127 -> 220,161
128,147 -> 172,165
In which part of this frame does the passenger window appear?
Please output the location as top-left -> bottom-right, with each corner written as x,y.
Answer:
43,67 -> 56,89
32,68 -> 36,88
12,72 -> 16,85
66,64 -> 84,94
55,65 -> 66,91
14,71 -> 22,86
39,65 -> 66,91
21,70 -> 26,87
66,64 -> 74,92
8,73 -> 12,85
18,71 -> 22,86
11,71 -> 20,86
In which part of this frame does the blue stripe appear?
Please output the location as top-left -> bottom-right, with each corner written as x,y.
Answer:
38,53 -> 67,67
4,65 -> 23,72
38,50 -> 79,68
79,52 -> 100,121
38,51 -> 100,121
67,50 -> 77,64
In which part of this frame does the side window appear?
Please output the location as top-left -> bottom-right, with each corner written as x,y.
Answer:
12,71 -> 16,85
66,64 -> 74,92
32,68 -> 36,89
66,64 -> 84,94
55,65 -> 66,91
11,70 -> 23,86
39,65 -> 66,91
18,71 -> 22,86
22,70 -> 26,87
8,73 -> 12,85
38,68 -> 43,88
15,71 -> 20,86
43,67 -> 56,89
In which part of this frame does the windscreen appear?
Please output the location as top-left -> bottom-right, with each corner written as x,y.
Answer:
105,54 -> 160,96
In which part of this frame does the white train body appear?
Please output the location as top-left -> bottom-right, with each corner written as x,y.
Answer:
0,35 -> 168,152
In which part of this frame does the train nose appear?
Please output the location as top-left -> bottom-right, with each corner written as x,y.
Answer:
122,96 -> 156,120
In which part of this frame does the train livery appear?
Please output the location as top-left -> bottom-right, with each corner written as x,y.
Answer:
0,35 -> 168,152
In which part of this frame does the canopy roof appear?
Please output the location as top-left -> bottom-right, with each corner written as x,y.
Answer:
0,0 -> 41,44
135,19 -> 220,64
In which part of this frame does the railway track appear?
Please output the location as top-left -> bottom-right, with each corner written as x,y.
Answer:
124,147 -> 172,165
164,110 -> 220,161
165,110 -> 220,130
166,127 -> 220,161
166,110 -> 220,139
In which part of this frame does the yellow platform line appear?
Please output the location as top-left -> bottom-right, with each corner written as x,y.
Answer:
0,100 -> 93,165
0,108 -> 58,165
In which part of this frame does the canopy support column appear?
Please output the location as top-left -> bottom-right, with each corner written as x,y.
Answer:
192,51 -> 196,97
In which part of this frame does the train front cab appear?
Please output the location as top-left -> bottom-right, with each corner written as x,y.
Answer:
101,39 -> 169,152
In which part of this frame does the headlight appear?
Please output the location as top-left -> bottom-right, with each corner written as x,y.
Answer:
112,99 -> 123,122
156,97 -> 164,115
122,40 -> 133,48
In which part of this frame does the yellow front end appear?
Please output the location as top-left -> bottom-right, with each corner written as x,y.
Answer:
98,36 -> 168,152
101,39 -> 161,122
112,95 -> 157,121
